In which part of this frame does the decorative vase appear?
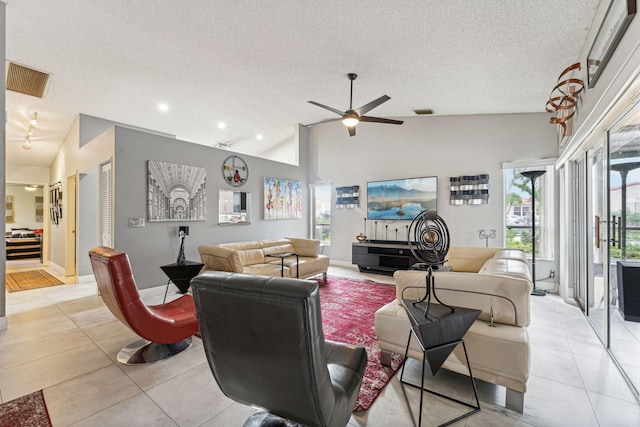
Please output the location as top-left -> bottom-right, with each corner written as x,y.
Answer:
356,233 -> 367,243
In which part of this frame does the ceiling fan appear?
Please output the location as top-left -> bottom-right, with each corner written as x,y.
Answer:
308,73 -> 404,137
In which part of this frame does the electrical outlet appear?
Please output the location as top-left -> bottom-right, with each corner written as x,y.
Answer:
550,270 -> 555,278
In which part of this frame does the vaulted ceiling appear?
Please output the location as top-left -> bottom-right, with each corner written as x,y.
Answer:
5,1 -> 600,168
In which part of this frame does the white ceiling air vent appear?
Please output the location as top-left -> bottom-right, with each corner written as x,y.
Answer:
5,61 -> 51,98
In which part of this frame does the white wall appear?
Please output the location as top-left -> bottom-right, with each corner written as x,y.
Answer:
309,113 -> 558,268
49,119 -> 115,272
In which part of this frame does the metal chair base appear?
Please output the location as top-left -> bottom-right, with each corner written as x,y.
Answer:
243,410 -> 300,426
399,330 -> 480,427
117,337 -> 193,365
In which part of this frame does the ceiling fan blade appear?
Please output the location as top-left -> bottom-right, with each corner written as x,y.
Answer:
307,101 -> 345,117
360,116 -> 404,125
348,126 -> 356,137
356,95 -> 391,115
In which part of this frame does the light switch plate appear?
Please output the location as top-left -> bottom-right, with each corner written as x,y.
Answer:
128,218 -> 145,228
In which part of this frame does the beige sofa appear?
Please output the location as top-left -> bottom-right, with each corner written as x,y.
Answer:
198,237 -> 329,280
374,247 -> 532,413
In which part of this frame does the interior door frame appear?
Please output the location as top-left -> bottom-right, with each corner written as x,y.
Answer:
65,173 -> 78,278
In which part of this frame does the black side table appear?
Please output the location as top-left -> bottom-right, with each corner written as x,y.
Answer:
265,252 -> 299,278
399,300 -> 482,427
160,261 -> 204,302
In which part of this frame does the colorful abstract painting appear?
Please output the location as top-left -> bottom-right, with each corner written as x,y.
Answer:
263,177 -> 302,219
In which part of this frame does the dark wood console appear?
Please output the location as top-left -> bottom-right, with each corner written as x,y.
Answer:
352,240 -> 419,275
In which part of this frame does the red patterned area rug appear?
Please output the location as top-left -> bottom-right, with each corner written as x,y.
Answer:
0,390 -> 52,426
317,276 -> 404,411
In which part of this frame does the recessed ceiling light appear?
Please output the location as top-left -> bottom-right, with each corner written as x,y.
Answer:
158,103 -> 169,112
218,122 -> 227,129
256,134 -> 263,140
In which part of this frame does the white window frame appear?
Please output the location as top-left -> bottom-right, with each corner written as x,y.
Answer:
503,159 -> 556,260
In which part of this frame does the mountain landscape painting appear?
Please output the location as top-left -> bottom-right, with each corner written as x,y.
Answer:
367,177 -> 437,220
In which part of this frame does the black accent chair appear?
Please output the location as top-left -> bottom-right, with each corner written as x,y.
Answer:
191,271 -> 367,427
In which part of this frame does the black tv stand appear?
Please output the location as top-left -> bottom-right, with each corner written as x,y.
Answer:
352,240 -> 419,275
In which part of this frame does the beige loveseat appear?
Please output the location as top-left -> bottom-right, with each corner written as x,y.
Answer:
198,237 -> 329,280
374,247 -> 532,413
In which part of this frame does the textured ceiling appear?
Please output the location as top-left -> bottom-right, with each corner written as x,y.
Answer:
5,0 -> 600,168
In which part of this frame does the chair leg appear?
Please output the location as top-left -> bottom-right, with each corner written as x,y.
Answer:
117,337 -> 193,365
380,349 -> 393,367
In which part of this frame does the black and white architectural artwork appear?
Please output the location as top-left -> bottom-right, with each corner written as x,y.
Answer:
147,160 -> 207,222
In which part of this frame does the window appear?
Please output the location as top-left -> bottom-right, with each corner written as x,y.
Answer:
504,163 -> 554,260
311,184 -> 331,244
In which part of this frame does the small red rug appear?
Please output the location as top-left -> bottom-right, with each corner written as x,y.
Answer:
317,276 -> 404,411
0,390 -> 52,426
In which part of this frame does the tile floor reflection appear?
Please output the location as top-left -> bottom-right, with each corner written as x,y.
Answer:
1,263 -> 638,426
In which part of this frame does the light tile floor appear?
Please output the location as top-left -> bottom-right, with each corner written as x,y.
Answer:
1,263 -> 639,426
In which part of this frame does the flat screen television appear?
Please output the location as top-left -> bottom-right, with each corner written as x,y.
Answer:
367,176 -> 437,220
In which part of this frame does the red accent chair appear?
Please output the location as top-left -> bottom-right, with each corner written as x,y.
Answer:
89,246 -> 199,364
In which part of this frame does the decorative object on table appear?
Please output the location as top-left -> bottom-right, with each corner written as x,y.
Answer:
545,63 -> 584,144
374,221 -> 378,239
307,73 -> 404,137
356,232 -> 367,243
147,160 -> 207,222
478,229 -> 496,247
263,177 -> 302,220
385,224 -> 388,240
407,211 -> 453,317
221,155 -> 248,187
587,0 -> 637,89
520,170 -> 546,296
367,177 -> 437,220
176,226 -> 189,265
336,185 -> 359,208
450,174 -> 489,205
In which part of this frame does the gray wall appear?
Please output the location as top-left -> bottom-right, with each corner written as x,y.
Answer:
112,125 -> 310,289
309,112 -> 558,273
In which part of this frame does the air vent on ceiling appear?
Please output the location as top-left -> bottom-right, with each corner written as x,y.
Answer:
414,109 -> 434,115
5,62 -> 50,98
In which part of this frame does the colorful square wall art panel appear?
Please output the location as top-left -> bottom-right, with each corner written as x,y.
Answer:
263,177 -> 302,220
147,160 -> 207,222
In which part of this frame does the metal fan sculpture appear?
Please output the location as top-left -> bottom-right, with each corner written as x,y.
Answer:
407,211 -> 454,317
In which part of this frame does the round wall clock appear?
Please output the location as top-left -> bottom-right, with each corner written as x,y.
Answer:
222,155 -> 248,187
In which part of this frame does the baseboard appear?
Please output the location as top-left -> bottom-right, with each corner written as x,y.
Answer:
78,274 -> 95,283
48,261 -> 65,274
330,259 -> 357,269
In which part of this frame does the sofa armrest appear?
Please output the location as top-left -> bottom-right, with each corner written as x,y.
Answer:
393,270 -> 531,327
198,245 -> 244,273
285,237 -> 320,257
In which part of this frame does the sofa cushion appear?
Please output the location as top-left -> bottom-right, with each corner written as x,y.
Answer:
286,237 -> 320,257
479,258 -> 531,282
243,263 -> 285,276
493,249 -> 527,263
444,247 -> 502,272
198,245 -> 244,273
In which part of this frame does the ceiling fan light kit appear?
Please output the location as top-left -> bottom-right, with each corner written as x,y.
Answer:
308,73 -> 404,136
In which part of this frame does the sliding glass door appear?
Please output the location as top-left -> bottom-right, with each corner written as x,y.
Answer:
586,140 -> 608,342
608,106 -> 640,397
